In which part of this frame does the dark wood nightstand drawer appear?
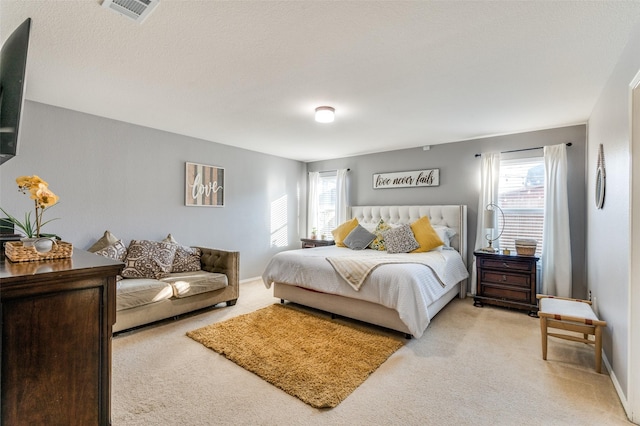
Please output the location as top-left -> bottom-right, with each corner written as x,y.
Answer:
479,257 -> 535,273
480,270 -> 531,288
480,284 -> 531,303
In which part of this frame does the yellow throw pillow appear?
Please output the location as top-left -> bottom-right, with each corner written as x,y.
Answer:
410,216 -> 444,253
331,218 -> 359,247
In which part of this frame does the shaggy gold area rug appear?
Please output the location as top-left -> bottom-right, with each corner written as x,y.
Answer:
186,303 -> 404,408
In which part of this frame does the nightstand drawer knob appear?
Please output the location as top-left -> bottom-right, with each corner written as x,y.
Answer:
502,262 -> 509,268
502,275 -> 507,281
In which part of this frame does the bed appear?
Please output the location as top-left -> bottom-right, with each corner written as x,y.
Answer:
262,205 -> 469,338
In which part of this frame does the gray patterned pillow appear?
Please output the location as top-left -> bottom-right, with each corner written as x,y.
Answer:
162,234 -> 202,273
344,224 -> 376,250
172,246 -> 202,272
121,240 -> 177,279
382,224 -> 420,254
93,239 -> 127,261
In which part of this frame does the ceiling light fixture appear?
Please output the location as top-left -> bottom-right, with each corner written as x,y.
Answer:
315,106 -> 335,123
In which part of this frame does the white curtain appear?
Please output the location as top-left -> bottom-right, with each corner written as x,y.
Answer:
335,169 -> 349,225
307,172 -> 320,236
471,152 -> 500,295
542,144 -> 572,297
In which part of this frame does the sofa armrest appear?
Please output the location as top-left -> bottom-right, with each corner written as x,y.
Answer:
195,247 -> 239,296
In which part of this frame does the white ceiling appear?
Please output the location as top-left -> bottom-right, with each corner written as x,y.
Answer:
2,1 -> 640,162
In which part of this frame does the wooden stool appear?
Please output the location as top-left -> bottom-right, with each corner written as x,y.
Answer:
537,294 -> 607,373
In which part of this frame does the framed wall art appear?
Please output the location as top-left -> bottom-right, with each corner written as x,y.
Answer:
185,162 -> 224,207
373,169 -> 439,189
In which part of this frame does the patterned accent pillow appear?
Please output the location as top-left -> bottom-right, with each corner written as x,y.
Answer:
172,246 -> 201,272
121,240 -> 177,279
368,219 -> 392,251
162,234 -> 202,273
93,239 -> 128,261
87,230 -> 120,253
382,224 -> 420,254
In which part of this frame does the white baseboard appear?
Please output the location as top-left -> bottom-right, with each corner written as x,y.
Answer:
603,350 -> 632,421
240,276 -> 262,284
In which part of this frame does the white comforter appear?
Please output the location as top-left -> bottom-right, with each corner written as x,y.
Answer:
262,246 -> 469,337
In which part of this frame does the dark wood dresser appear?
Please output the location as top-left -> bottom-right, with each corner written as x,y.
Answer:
473,250 -> 539,316
0,249 -> 123,425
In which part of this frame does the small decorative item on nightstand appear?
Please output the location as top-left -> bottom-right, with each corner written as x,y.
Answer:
473,250 -> 539,316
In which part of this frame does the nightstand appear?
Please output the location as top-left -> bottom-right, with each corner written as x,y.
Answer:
473,250 -> 539,316
300,238 -> 335,249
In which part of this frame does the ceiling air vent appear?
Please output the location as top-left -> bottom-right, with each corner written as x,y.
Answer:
102,0 -> 159,23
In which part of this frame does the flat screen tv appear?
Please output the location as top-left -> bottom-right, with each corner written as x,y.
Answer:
0,18 -> 31,165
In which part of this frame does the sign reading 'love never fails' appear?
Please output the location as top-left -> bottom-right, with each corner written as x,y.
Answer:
373,169 -> 439,189
185,162 -> 224,207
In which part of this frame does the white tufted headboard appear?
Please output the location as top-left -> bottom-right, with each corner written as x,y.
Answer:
350,205 -> 467,266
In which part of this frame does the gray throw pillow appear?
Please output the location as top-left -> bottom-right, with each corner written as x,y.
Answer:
382,224 -> 420,254
344,224 -> 376,250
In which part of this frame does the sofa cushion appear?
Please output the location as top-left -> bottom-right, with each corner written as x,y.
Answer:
116,278 -> 173,311
121,240 -> 178,279
160,271 -> 228,299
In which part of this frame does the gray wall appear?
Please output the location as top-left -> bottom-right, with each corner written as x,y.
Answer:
308,125 -> 587,297
586,18 -> 640,402
0,101 -> 306,279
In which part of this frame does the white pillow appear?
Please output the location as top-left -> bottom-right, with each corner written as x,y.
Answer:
433,226 -> 456,247
359,222 -> 378,233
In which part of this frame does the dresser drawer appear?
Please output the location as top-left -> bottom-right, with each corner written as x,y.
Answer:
479,257 -> 535,273
480,284 -> 531,303
480,270 -> 531,288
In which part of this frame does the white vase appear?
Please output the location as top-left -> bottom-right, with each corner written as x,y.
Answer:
21,237 -> 55,253
20,237 -> 36,247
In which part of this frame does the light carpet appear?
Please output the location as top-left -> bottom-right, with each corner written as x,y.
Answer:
186,303 -> 403,408
112,279 -> 630,425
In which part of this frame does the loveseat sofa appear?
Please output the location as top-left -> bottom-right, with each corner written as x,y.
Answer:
88,232 -> 239,333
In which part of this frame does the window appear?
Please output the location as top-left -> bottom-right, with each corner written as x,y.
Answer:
497,156 -> 545,256
315,172 -> 337,238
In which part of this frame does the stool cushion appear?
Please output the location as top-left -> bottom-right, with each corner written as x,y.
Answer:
539,298 -> 598,321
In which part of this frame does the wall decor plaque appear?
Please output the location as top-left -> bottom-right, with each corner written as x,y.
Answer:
185,162 -> 224,207
373,169 -> 439,189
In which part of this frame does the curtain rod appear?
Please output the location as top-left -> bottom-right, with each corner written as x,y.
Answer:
318,168 -> 351,172
474,142 -> 572,158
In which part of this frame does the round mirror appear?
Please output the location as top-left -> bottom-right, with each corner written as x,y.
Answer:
595,165 -> 605,209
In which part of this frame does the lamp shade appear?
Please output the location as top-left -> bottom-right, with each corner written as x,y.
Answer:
483,208 -> 495,229
315,106 -> 335,123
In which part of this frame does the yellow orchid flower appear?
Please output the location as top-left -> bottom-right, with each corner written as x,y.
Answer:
33,184 -> 59,208
1,175 -> 59,238
16,175 -> 48,192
